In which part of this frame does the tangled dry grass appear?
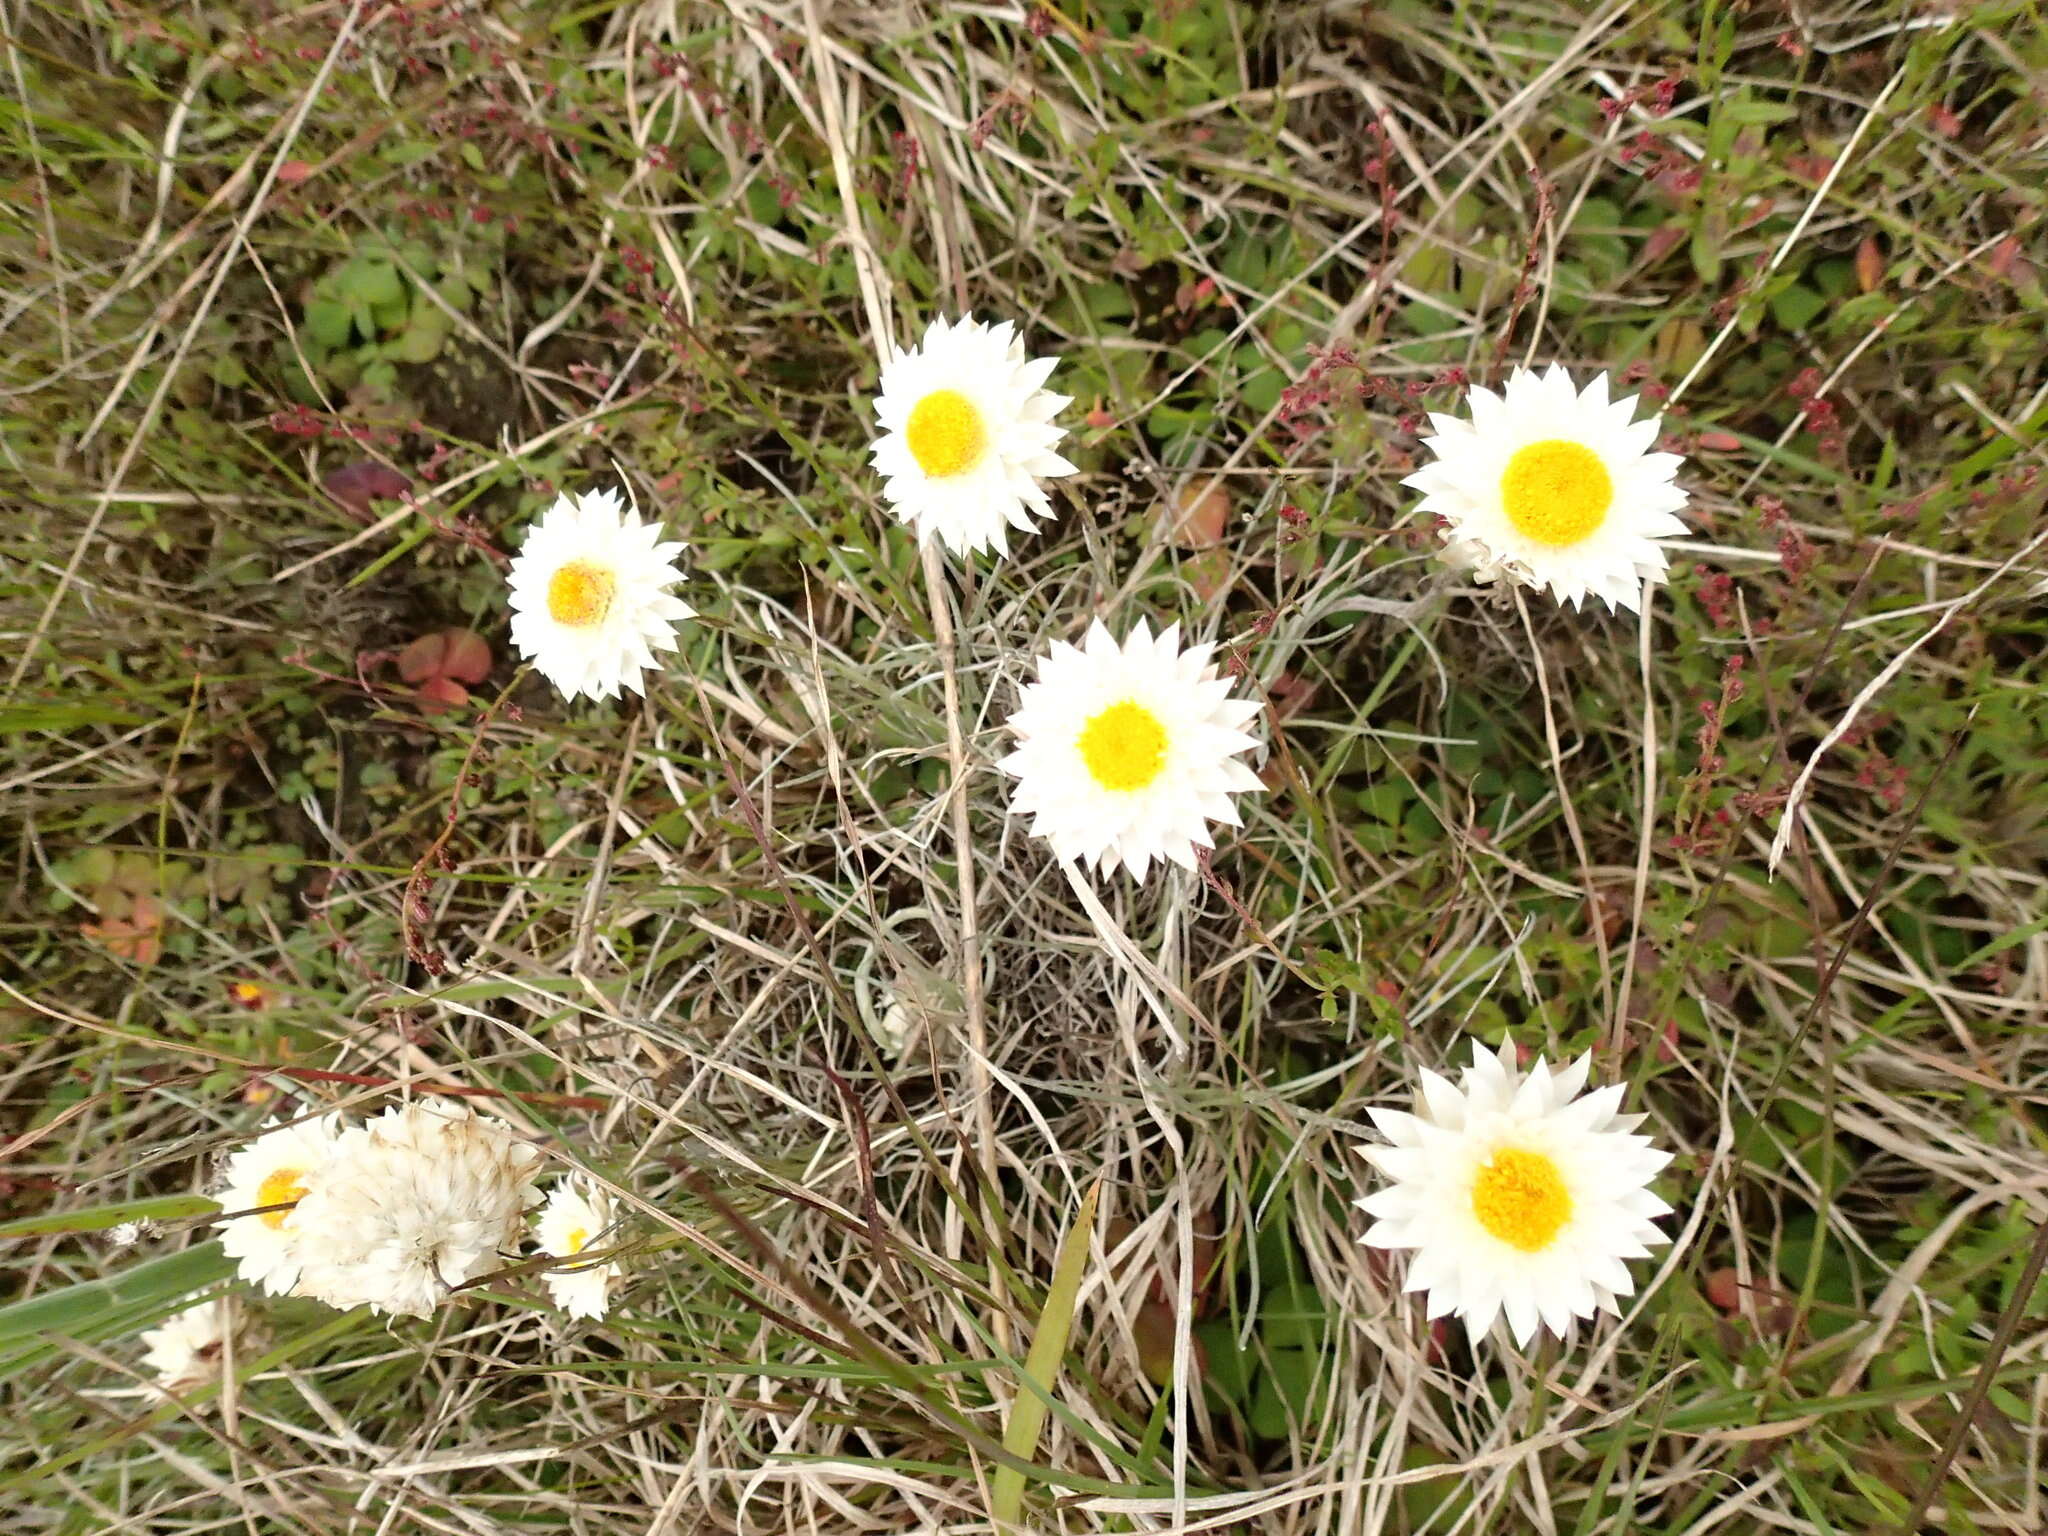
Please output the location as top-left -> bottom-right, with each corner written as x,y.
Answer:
4,0 -> 2047,1532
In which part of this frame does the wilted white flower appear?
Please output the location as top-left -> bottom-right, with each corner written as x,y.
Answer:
291,1098 -> 543,1319
998,619 -> 1263,879
215,1113 -> 346,1295
869,315 -> 1076,557
506,485 -> 694,702
1403,366 -> 1689,613
533,1180 -> 622,1321
138,1298 -> 246,1402
1356,1037 -> 1674,1347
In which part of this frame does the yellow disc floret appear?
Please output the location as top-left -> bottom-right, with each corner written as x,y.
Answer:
1500,439 -> 1613,547
563,1226 -> 588,1255
546,560 -> 616,628
1076,700 -> 1169,792
1470,1147 -> 1572,1253
905,389 -> 988,479
256,1167 -> 309,1231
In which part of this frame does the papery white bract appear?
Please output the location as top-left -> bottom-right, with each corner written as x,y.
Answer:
533,1180 -> 621,1321
291,1098 -> 543,1319
1356,1038 -> 1673,1347
869,315 -> 1076,557
1403,366 -> 1689,613
998,619 -> 1263,879
215,1113 -> 345,1295
138,1298 -> 241,1401
506,486 -> 694,701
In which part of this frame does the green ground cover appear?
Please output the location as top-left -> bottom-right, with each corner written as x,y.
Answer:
3,1 -> 2046,1531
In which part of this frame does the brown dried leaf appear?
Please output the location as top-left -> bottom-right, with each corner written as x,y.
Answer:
1183,549 -> 1231,602
1131,1296 -> 1206,1386
1163,478 -> 1229,550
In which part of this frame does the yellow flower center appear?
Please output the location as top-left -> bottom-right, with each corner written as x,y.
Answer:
256,1167 -> 308,1231
1470,1147 -> 1572,1253
1076,700 -> 1169,793
546,560 -> 616,628
1500,439 -> 1613,547
904,389 -> 987,478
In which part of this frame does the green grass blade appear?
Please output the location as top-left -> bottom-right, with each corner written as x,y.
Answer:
992,1181 -> 1099,1534
0,1194 -> 219,1239
0,1243 -> 234,1345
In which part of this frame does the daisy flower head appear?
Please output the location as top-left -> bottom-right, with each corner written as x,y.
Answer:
869,314 -> 1076,558
998,619 -> 1263,879
506,484 -> 694,702
1356,1038 -> 1674,1347
291,1097 -> 544,1319
533,1179 -> 622,1321
215,1112 -> 345,1295
1403,365 -> 1689,613
138,1298 -> 247,1402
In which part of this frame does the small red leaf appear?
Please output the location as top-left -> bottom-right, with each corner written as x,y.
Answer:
277,159 -> 314,185
1926,102 -> 1962,138
1642,223 -> 1687,264
439,629 -> 492,684
397,632 -> 447,685
324,461 -> 411,517
1854,235 -> 1883,293
414,676 -> 470,715
1704,1268 -> 1742,1312
1696,431 -> 1743,453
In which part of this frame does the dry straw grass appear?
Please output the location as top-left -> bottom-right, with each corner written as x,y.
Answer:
4,0 -> 2047,1532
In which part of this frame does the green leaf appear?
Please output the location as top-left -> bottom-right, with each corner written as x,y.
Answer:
0,1194 -> 218,1239
392,317 -> 446,364
1723,99 -> 1798,125
1193,1318 -> 1252,1405
1770,283 -> 1828,333
339,258 -> 404,309
992,1181 -> 1099,1534
1258,1283 -> 1326,1350
306,298 -> 354,349
1248,1347 -> 1324,1439
0,1243 -> 233,1345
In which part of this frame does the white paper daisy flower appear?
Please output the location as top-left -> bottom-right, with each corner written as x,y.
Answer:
506,485 -> 694,702
869,314 -> 1077,557
138,1298 -> 244,1401
215,1112 -> 345,1295
291,1098 -> 544,1319
998,619 -> 1263,879
1356,1038 -> 1674,1347
1403,366 -> 1689,612
533,1180 -> 621,1321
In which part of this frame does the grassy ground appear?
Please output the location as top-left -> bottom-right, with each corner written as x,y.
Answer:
5,0 -> 2047,1531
